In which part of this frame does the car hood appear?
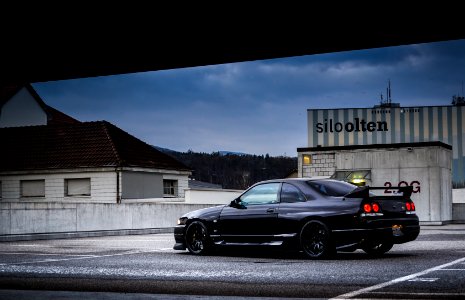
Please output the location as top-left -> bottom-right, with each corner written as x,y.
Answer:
182,205 -> 226,220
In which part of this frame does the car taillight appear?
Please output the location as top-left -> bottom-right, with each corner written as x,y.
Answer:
405,201 -> 416,214
361,202 -> 383,217
363,204 -> 372,213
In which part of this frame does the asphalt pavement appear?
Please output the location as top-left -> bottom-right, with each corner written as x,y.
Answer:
0,223 -> 464,299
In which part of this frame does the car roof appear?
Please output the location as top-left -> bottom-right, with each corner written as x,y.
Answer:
255,177 -> 335,185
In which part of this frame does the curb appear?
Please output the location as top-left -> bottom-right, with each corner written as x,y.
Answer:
0,227 -> 175,242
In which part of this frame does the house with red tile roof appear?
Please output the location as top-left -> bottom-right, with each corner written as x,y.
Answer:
0,85 -> 191,203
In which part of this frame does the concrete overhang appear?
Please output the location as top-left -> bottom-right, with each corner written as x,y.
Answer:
2,6 -> 465,85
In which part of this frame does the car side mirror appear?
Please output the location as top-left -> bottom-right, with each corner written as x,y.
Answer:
230,198 -> 246,209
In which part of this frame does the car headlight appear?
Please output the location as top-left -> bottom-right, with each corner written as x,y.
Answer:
177,217 -> 188,225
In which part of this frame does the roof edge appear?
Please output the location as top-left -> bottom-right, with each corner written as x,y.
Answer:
297,141 -> 452,152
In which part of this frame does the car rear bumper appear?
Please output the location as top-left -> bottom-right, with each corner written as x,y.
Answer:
333,223 -> 420,245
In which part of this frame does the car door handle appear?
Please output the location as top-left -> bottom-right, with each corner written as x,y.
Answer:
266,208 -> 275,213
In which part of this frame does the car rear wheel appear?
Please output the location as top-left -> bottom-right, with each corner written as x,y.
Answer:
185,221 -> 211,255
361,241 -> 393,256
300,220 -> 335,259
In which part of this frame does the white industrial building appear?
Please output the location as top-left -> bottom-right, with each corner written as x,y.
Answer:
299,105 -> 465,224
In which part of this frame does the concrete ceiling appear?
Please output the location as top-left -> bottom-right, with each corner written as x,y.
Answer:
2,7 -> 465,85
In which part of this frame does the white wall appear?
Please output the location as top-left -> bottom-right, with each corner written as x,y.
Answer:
0,87 -> 47,128
163,174 -> 188,198
453,188 -> 465,203
0,170 -> 117,203
1,169 -> 191,204
185,189 -> 243,204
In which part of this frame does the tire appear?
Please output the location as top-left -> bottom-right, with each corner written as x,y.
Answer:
361,241 -> 393,256
185,221 -> 211,255
300,220 -> 335,259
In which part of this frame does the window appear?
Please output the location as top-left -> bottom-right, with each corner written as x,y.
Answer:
21,180 -> 45,197
331,170 -> 371,186
65,178 -> 91,196
163,180 -> 178,197
303,154 -> 312,165
280,183 -> 306,203
240,183 -> 280,205
306,180 -> 356,197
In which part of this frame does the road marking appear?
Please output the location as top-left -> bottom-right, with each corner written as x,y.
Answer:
331,256 -> 465,299
408,277 -> 438,282
369,292 -> 465,297
439,268 -> 465,271
0,249 -> 166,266
0,252 -> 94,257
14,245 -> 53,247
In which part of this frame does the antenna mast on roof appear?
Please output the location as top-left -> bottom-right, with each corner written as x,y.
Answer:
379,79 -> 392,107
375,80 -> 400,108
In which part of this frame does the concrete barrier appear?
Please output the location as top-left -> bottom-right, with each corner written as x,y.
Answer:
453,203 -> 465,223
184,188 -> 243,204
0,202 -> 219,238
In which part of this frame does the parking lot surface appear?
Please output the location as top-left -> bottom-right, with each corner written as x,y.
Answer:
0,224 -> 464,299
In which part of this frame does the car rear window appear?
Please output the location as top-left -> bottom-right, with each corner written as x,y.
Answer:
306,180 -> 357,197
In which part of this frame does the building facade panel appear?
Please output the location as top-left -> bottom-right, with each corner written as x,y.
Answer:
307,106 -> 465,187
0,171 -> 117,203
121,171 -> 163,199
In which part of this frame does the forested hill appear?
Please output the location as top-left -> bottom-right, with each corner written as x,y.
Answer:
157,148 -> 297,190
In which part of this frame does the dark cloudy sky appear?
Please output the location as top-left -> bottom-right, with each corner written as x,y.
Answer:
33,39 -> 465,157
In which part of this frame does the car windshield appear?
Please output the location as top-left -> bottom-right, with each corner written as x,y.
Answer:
306,180 -> 357,197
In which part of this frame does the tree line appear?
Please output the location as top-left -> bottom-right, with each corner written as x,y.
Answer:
159,148 -> 297,190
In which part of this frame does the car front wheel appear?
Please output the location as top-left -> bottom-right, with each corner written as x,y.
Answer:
300,220 -> 335,259
361,241 -> 393,256
185,221 -> 211,255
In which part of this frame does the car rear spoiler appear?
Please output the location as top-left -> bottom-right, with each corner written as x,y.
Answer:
344,185 -> 413,199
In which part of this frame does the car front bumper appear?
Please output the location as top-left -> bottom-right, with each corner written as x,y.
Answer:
173,225 -> 186,250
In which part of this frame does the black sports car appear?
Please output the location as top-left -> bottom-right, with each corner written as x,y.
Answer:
173,178 -> 420,258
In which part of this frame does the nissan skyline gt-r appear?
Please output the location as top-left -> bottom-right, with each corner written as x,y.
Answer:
173,178 -> 420,258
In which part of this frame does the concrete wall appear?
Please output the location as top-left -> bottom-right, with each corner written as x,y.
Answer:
0,87 -> 47,128
453,190 -> 465,222
0,202 -> 215,235
453,203 -> 465,222
185,189 -> 243,204
340,147 -> 452,224
299,145 -> 453,224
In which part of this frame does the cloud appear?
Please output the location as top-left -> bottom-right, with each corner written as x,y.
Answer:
32,39 -> 465,156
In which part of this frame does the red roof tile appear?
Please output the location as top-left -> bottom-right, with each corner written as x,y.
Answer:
0,121 -> 190,172
45,105 -> 80,125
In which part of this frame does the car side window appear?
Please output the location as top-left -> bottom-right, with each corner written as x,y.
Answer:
280,183 -> 306,203
240,183 -> 280,206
